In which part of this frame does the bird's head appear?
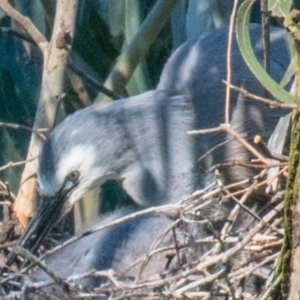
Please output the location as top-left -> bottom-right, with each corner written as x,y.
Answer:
8,108 -> 122,259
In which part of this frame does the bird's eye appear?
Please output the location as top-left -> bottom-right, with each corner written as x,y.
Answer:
66,170 -> 80,183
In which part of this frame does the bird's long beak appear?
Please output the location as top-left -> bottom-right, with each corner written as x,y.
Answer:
5,191 -> 69,268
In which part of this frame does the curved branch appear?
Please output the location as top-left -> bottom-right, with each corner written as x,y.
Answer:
0,0 -> 47,51
13,0 -> 78,227
97,0 -> 179,103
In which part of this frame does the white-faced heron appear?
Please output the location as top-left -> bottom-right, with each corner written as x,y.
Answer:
4,24 -> 291,291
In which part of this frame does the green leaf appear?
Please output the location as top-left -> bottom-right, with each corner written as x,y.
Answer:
124,0 -> 149,95
236,0 -> 294,104
268,0 -> 292,18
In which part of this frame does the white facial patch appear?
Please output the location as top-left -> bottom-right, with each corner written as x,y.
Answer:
39,144 -> 119,207
39,145 -> 97,196
56,145 -> 97,185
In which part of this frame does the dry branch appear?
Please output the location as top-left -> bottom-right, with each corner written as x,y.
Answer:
0,0 -> 47,51
189,123 -> 272,165
224,80 -> 296,110
3,0 -> 79,228
0,156 -> 38,173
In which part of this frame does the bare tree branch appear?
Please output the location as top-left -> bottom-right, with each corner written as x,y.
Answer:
223,80 -> 296,109
0,0 -> 47,51
11,0 -> 78,228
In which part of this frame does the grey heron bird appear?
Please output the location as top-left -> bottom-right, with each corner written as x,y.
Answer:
4,24 -> 290,293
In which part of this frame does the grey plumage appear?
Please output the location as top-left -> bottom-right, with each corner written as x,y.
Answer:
7,24 -> 291,296
34,207 -> 176,291
158,24 -> 289,190
40,91 -> 197,208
